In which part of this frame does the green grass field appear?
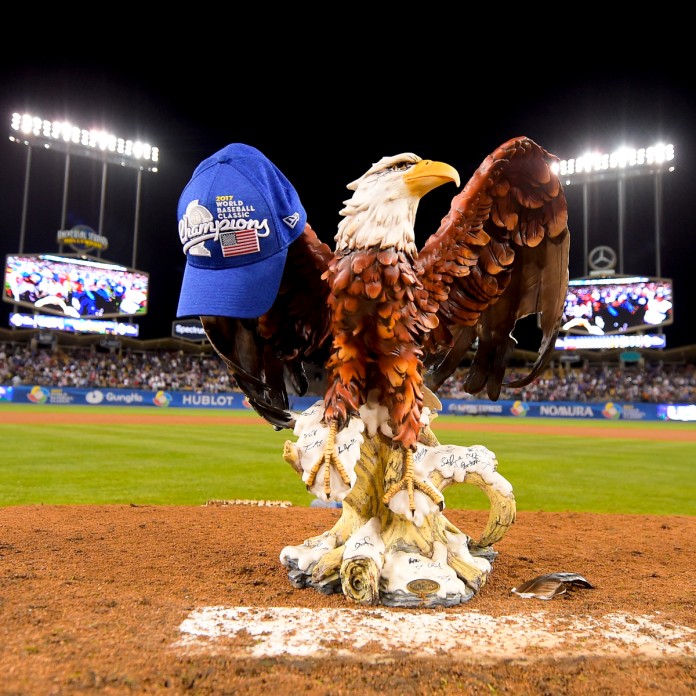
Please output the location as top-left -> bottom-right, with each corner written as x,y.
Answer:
1,404 -> 694,514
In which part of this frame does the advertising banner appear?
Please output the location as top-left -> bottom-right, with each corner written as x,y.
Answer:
10,386 -> 246,409
4,387 -> 694,421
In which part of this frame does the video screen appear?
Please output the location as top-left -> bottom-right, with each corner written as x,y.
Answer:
561,276 -> 673,335
3,253 -> 149,319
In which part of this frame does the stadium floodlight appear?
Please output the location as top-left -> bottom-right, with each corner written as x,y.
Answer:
552,142 -> 675,278
551,143 -> 674,186
9,112 -> 159,172
9,111 -> 159,267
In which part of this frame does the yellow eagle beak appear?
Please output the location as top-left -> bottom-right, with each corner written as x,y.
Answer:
404,160 -> 460,197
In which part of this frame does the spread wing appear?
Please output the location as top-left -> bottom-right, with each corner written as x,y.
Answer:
419,136 -> 570,400
200,223 -> 333,429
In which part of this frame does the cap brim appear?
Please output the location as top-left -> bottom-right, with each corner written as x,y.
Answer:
176,246 -> 288,319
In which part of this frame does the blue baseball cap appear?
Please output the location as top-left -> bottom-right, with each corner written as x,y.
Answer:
176,143 -> 307,319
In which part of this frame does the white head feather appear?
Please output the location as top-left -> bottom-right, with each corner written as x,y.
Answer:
334,153 -> 424,255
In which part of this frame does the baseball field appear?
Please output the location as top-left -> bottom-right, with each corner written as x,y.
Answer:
1,404 -> 694,514
0,404 -> 694,694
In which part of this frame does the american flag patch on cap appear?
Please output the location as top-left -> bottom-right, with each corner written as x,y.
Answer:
219,229 -> 260,258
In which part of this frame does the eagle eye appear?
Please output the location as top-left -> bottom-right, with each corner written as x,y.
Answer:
388,161 -> 413,173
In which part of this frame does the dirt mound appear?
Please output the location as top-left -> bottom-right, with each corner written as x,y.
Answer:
0,505 -> 694,694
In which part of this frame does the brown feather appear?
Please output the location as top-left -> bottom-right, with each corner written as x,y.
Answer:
422,137 -> 570,397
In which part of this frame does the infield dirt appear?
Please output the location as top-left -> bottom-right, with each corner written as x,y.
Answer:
0,504 -> 694,695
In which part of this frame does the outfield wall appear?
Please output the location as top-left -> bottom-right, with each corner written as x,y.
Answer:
2,385 -> 694,422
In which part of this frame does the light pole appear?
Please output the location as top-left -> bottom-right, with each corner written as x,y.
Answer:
552,143 -> 675,278
8,112 -> 159,266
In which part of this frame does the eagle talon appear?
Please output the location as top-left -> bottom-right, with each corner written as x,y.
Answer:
382,450 -> 444,512
305,421 -> 351,498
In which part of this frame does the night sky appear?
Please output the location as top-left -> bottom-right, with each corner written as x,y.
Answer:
1,57 -> 694,348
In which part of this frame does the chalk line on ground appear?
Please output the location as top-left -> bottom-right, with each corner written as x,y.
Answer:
173,606 -> 696,660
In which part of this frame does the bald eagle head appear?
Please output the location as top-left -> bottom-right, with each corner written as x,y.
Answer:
334,153 -> 460,254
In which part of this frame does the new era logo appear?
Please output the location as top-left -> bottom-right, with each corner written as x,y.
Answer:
283,213 -> 301,228
219,229 -> 260,258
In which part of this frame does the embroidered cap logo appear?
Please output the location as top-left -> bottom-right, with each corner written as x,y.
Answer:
220,229 -> 261,258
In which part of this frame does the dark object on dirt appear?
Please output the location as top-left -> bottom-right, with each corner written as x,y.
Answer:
511,572 -> 594,600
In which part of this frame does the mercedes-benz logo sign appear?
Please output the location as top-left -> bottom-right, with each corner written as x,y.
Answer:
588,245 -> 617,271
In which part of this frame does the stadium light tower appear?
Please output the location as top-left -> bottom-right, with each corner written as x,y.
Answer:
551,143 -> 675,277
9,112 -> 159,267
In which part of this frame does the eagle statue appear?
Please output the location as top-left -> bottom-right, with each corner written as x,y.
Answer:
187,136 -> 570,606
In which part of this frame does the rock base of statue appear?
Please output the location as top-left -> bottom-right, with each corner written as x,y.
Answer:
280,399 -> 516,608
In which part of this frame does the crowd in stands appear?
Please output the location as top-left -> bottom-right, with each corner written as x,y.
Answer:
0,342 -> 234,393
437,364 -> 695,404
1,341 -> 695,404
